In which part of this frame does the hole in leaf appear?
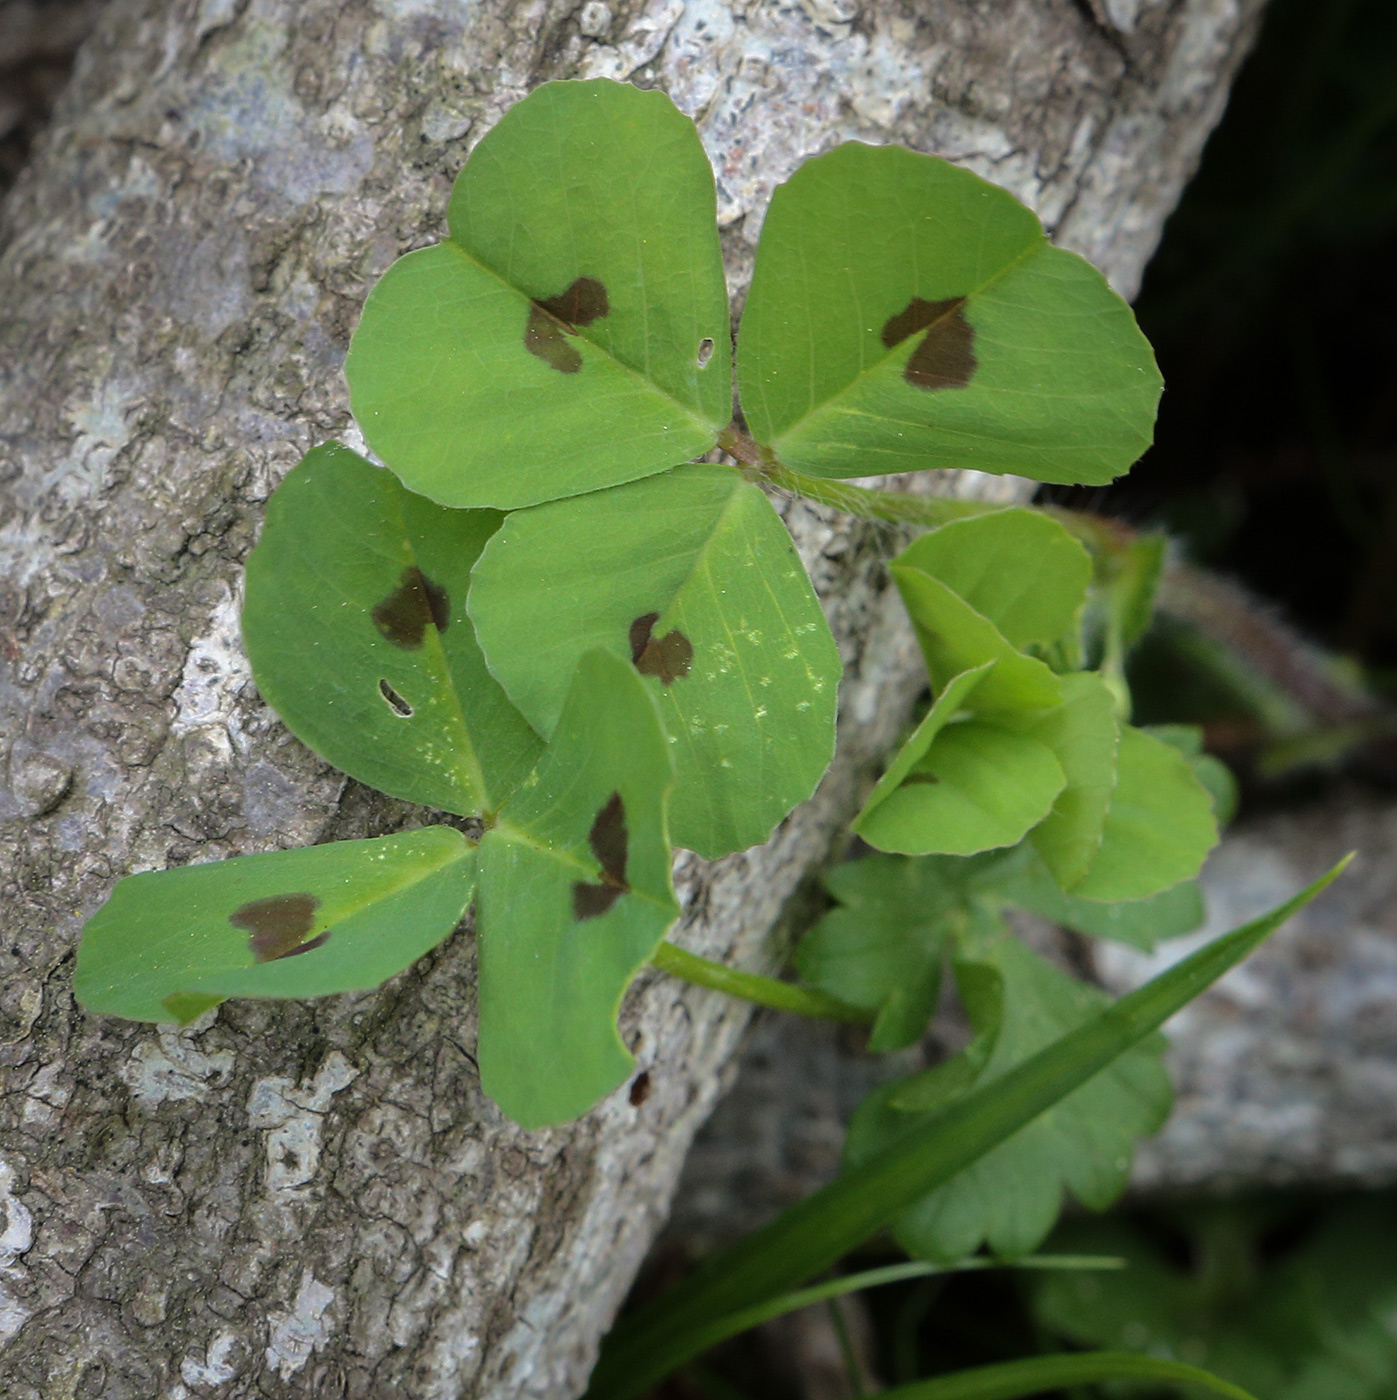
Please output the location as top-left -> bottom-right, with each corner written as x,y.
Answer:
697,337 -> 715,368
524,276 -> 610,374
372,567 -> 450,649
629,612 -> 694,686
881,296 -> 977,391
230,893 -> 325,962
378,678 -> 413,716
571,790 -> 630,922
629,1070 -> 652,1106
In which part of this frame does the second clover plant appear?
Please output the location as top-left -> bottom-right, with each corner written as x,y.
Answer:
77,77 -> 1233,1149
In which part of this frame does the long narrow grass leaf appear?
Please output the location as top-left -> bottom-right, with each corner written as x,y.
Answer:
870,1350 -> 1257,1400
586,858 -> 1348,1400
625,1256 -> 1122,1380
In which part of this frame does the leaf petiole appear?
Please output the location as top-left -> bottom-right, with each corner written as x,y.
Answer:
651,941 -> 872,1024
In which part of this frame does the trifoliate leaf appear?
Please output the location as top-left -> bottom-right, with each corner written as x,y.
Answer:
477,649 -> 678,1127
347,80 -> 730,510
845,927 -> 1172,1261
75,828 -> 477,1023
798,854 -> 967,1051
242,444 -> 543,816
468,465 -> 840,858
894,565 -> 1063,713
896,510 -> 1092,653
1073,725 -> 1220,902
738,143 -> 1161,485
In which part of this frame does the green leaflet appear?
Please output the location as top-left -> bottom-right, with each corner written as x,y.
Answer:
468,465 -> 840,858
997,853 -> 1205,950
846,926 -> 1172,1262
797,854 -> 960,1051
1036,1201 -> 1397,1400
477,649 -> 678,1128
854,720 -> 1066,857
585,861 -> 1348,1400
74,828 -> 477,1023
896,511 -> 1092,653
738,143 -> 1161,485
1073,724 -> 1220,902
1009,672 -> 1120,890
1149,723 -> 1241,826
893,565 -> 1064,713
347,81 -> 730,510
242,444 -> 543,816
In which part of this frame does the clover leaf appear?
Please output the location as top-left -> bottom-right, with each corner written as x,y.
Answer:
242,444 -> 544,817
347,80 -> 730,510
468,465 -> 840,858
739,143 -> 1162,485
476,649 -> 679,1127
74,828 -> 477,1024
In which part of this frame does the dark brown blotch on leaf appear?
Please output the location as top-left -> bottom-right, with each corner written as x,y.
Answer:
524,276 -> 610,374
881,296 -> 977,392
629,612 -> 694,686
571,790 -> 630,922
372,566 -> 450,649
231,893 -> 325,962
905,771 -> 941,785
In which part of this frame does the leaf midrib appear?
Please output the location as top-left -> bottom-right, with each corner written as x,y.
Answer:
757,237 -> 1044,450
442,239 -> 722,439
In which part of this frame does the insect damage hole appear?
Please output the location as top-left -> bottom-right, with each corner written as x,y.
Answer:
696,337 -> 715,369
378,679 -> 413,717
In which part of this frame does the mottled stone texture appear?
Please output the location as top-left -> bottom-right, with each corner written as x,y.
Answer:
0,1 -> 1262,1395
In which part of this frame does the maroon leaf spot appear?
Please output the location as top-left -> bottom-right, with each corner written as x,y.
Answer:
372,567 -> 450,650
629,1070 -> 652,1106
230,893 -> 324,963
571,791 -> 630,922
629,611 -> 693,686
525,308 -> 582,374
524,277 -> 610,374
538,277 -> 610,327
572,882 -> 624,921
881,296 -> 977,391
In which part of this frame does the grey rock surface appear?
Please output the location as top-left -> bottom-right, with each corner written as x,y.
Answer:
0,0 -> 1264,1393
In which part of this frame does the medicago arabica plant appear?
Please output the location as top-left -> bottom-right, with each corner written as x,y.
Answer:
74,78 -> 1345,1398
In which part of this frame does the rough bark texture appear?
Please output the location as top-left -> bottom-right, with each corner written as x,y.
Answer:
0,1 -> 1263,1395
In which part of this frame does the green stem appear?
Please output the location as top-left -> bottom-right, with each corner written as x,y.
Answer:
651,941 -> 872,1024
763,459 -> 1009,528
716,423 -> 1011,527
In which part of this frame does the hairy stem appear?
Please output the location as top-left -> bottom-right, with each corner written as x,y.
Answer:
651,941 -> 872,1024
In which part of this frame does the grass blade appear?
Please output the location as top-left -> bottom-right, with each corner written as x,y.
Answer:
871,1350 -> 1257,1399
586,858 -> 1349,1400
